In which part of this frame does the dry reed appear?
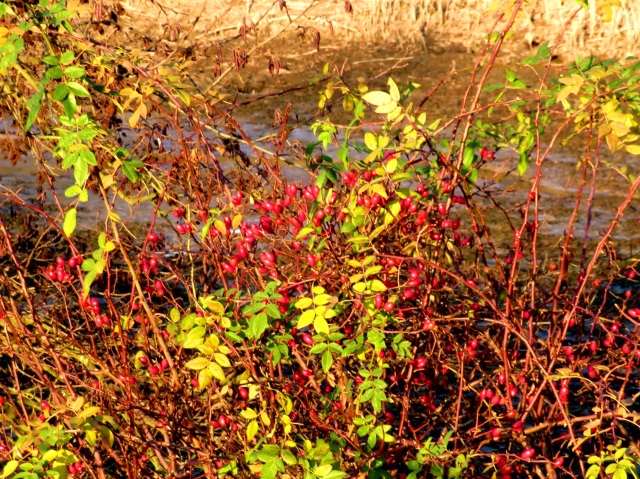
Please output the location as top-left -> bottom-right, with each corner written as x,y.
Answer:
114,0 -> 638,57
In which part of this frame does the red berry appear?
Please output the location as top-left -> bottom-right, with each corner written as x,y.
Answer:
306,254 -> 317,267
520,448 -> 535,460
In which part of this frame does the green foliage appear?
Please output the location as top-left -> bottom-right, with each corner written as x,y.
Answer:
2,1 -> 640,478
586,442 -> 640,479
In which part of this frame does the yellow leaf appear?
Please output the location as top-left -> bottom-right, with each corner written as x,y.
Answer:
128,107 -> 141,128
214,219 -> 227,235
375,101 -> 398,114
260,410 -> 271,427
241,408 -> 258,419
611,121 -> 630,138
247,420 -> 259,441
388,78 -> 400,102
626,144 -> 640,155
606,131 -> 619,152
598,123 -> 612,138
232,214 -> 243,230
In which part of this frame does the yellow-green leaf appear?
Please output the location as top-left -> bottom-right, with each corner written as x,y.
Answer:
315,464 -> 333,477
364,132 -> 378,151
241,408 -> 259,419
313,294 -> 332,306
362,91 -> 392,106
2,460 -> 19,478
208,362 -> 226,381
214,353 -> 230,368
198,368 -> 212,389
295,297 -> 313,309
314,315 -> 330,335
98,425 -> 114,447
298,309 -> 315,328
185,357 -> 210,370
63,207 -> 77,236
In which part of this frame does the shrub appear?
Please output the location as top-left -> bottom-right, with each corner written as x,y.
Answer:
1,1 -> 640,479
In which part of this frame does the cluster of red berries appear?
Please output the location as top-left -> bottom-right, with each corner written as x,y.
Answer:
45,256 -> 83,283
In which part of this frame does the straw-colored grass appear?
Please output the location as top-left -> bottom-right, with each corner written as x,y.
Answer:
115,0 -> 639,56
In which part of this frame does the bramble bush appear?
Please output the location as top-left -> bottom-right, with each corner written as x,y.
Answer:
1,1 -> 640,478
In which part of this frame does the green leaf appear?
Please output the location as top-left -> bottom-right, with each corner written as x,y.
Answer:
64,185 -> 82,198
63,94 -> 77,118
63,207 -> 77,236
52,84 -> 68,102
281,449 -> 297,465
261,460 -> 278,479
66,81 -> 90,97
74,157 -> 88,185
309,343 -> 328,354
79,149 -> 97,166
46,66 -> 63,80
517,152 -> 530,176
0,4 -> 16,16
367,432 -> 377,449
64,66 -> 86,78
25,87 -> 44,131
321,350 -> 333,372
122,160 -> 140,182
462,146 -> 475,170
248,312 -> 268,339
60,51 -> 75,64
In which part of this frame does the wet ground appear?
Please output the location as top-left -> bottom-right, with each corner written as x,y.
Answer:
1,39 -> 638,254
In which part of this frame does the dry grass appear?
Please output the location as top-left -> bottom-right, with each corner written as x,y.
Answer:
115,0 -> 639,56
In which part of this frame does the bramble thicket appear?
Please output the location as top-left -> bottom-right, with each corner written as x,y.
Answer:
1,1 -> 640,478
